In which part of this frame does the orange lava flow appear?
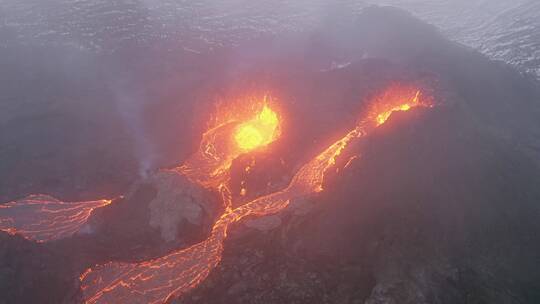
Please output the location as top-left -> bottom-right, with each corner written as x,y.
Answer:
81,126 -> 361,304
367,85 -> 432,128
0,86 -> 432,303
80,87 -> 432,304
375,90 -> 418,126
0,194 -> 112,243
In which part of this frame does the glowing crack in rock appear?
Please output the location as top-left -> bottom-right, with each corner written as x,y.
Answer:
80,87 -> 433,304
0,194 -> 112,243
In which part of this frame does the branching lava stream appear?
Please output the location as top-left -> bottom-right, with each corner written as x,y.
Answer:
0,87 -> 433,304
0,195 -> 112,243
80,86 -> 433,303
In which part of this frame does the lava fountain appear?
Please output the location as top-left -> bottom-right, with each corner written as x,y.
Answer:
80,86 -> 433,304
176,96 -> 281,190
234,104 -> 279,151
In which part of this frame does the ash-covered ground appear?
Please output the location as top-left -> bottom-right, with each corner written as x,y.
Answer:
1,4 -> 540,304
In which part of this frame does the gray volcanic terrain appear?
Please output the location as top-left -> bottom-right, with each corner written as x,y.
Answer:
1,1 -> 539,78
1,0 -> 540,201
174,6 -> 540,304
1,2 -> 540,304
380,0 -> 540,79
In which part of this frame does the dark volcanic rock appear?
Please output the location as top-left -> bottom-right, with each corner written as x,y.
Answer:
1,5 -> 540,304
0,234 -> 78,304
173,6 -> 540,304
0,170 -> 221,304
176,105 -> 540,304
148,170 -> 221,242
56,170 -> 221,263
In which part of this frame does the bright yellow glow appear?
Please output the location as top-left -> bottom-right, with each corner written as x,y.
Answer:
258,105 -> 279,126
375,91 -> 419,126
235,125 -> 264,150
234,104 -> 279,151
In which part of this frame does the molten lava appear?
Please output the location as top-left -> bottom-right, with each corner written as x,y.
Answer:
0,195 -> 112,242
368,85 -> 432,127
376,102 -> 414,125
178,96 -> 281,189
0,85 -> 433,303
79,86 -> 433,304
0,95 -> 281,244
80,125 -> 359,304
235,105 -> 279,151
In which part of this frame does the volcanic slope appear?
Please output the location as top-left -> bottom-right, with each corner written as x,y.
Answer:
174,7 -> 540,304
